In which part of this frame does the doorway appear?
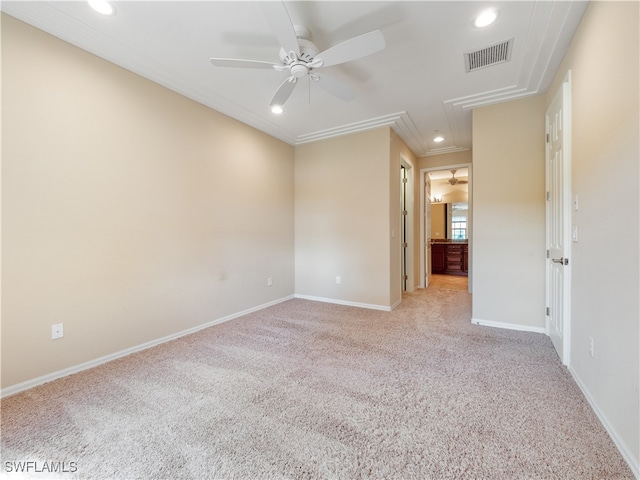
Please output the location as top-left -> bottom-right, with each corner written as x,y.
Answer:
400,160 -> 415,292
420,164 -> 472,292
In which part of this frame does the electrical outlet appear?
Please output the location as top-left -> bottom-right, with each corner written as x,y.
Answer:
588,336 -> 594,358
267,277 -> 273,287
52,323 -> 64,340
336,276 -> 341,285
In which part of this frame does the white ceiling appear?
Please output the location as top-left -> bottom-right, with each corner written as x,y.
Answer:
1,1 -> 588,158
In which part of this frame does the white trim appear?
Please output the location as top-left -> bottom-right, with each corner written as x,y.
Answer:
295,112 -> 403,144
294,294 -> 393,312
389,298 -> 402,311
471,317 -> 546,334
420,169 -> 427,289
421,146 -> 469,157
569,366 -> 640,479
0,295 -> 295,399
400,155 -> 416,294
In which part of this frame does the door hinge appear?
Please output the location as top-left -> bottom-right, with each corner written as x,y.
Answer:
402,210 -> 408,216
403,242 -> 408,248
546,307 -> 550,316
546,133 -> 549,143
546,191 -> 550,201
403,275 -> 408,280
546,249 -> 550,258
402,177 -> 408,184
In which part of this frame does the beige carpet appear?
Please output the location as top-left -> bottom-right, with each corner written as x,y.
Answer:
1,287 -> 633,479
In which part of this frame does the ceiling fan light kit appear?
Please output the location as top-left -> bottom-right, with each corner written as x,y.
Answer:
210,1 -> 386,109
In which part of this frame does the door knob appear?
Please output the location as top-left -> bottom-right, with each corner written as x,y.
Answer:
552,257 -> 568,265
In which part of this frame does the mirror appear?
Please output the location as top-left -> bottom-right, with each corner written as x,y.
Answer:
449,202 -> 468,240
430,202 -> 468,240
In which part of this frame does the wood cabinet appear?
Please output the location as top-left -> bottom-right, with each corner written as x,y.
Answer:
431,245 -> 446,273
431,243 -> 468,276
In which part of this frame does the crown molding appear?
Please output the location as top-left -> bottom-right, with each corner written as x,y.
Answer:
294,112 -> 402,145
292,111 -> 436,160
421,147 -> 470,158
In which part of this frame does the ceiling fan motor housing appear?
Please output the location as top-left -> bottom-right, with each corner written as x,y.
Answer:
279,37 -> 319,65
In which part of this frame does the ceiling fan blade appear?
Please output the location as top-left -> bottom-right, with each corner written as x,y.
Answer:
315,30 -> 385,68
312,74 -> 357,102
210,58 -> 278,69
260,2 -> 300,57
269,76 -> 297,106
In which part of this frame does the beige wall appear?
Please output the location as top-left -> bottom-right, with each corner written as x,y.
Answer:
418,150 -> 471,171
439,190 -> 468,205
294,128 -> 393,309
547,1 -> 639,472
2,15 -> 295,389
431,204 -> 446,239
471,96 -> 546,329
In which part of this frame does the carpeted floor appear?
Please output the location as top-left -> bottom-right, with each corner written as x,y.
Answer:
1,285 -> 634,479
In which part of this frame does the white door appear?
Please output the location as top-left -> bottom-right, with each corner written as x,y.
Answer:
546,77 -> 571,365
425,176 -> 432,286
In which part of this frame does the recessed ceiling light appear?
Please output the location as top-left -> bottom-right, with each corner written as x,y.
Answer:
88,0 -> 116,16
271,105 -> 284,114
474,9 -> 498,28
434,135 -> 445,143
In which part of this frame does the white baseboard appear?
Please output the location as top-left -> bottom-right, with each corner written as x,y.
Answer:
294,294 -> 393,312
0,295 -> 295,399
390,298 -> 402,311
471,317 -> 546,334
569,366 -> 640,479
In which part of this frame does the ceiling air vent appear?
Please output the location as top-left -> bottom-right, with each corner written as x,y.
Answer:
464,39 -> 513,72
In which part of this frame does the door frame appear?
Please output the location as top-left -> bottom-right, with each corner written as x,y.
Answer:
400,156 -> 415,292
545,71 -> 572,366
419,162 -> 472,292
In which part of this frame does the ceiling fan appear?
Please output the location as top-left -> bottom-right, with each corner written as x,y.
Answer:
448,170 -> 468,185
210,2 -> 386,108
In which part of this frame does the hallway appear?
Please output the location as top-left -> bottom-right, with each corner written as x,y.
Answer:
427,274 -> 468,291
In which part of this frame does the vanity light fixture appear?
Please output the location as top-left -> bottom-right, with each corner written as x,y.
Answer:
271,105 -> 284,114
474,8 -> 499,28
88,0 -> 116,16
